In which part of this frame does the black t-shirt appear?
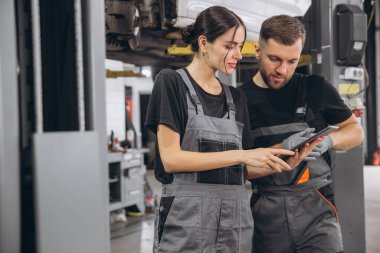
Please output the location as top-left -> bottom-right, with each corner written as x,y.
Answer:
145,68 -> 253,184
238,72 -> 353,148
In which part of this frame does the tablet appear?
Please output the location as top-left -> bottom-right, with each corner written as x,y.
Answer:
290,125 -> 339,151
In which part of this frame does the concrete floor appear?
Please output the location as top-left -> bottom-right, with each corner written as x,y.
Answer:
364,166 -> 380,253
111,166 -> 380,253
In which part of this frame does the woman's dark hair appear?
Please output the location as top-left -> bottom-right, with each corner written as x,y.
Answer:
182,6 -> 246,52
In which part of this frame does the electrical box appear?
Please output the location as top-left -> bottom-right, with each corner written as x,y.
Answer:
336,4 -> 367,66
343,67 -> 364,80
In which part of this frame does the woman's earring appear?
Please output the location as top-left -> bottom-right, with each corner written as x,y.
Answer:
202,50 -> 209,59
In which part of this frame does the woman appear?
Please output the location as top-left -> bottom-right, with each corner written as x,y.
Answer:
145,6 -> 316,252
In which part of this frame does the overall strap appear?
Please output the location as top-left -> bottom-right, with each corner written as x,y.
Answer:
222,84 -> 236,121
176,69 -> 204,116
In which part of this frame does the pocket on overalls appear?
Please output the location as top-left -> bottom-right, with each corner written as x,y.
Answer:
250,193 -> 262,213
197,131 -> 241,184
157,196 -> 175,243
315,189 -> 340,223
216,198 -> 237,251
225,142 -> 243,185
159,196 -> 201,252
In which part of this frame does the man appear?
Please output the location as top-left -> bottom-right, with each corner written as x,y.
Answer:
238,15 -> 364,253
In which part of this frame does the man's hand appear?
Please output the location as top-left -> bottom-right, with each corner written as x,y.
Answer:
286,137 -> 324,168
282,128 -> 315,150
311,135 -> 333,156
281,128 -> 330,162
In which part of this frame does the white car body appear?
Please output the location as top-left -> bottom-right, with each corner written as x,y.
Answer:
175,0 -> 312,40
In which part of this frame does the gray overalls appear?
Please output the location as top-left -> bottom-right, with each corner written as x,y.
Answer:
250,83 -> 343,253
153,69 -> 253,253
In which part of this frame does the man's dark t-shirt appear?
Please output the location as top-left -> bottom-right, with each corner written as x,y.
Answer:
238,72 -> 353,149
145,68 -> 253,184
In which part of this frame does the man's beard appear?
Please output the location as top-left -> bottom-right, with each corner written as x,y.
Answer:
260,69 -> 289,90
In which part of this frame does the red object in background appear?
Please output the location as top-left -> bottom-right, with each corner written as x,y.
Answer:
373,148 -> 380,166
125,98 -> 133,119
352,108 -> 364,118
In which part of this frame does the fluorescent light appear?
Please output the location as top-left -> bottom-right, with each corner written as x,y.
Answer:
141,67 -> 151,78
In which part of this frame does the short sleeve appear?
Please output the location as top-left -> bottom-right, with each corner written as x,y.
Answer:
230,87 -> 254,150
144,69 -> 187,135
319,78 -> 352,124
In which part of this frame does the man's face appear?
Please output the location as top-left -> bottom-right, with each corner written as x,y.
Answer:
256,38 -> 303,89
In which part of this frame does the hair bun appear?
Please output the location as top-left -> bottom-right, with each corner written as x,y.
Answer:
182,24 -> 194,44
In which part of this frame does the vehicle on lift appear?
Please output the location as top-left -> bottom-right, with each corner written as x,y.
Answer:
105,0 -> 311,67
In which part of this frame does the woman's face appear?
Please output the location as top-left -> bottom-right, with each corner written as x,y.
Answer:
205,25 -> 245,75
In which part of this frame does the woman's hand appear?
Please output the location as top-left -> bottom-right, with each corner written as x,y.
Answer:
243,148 -> 295,179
